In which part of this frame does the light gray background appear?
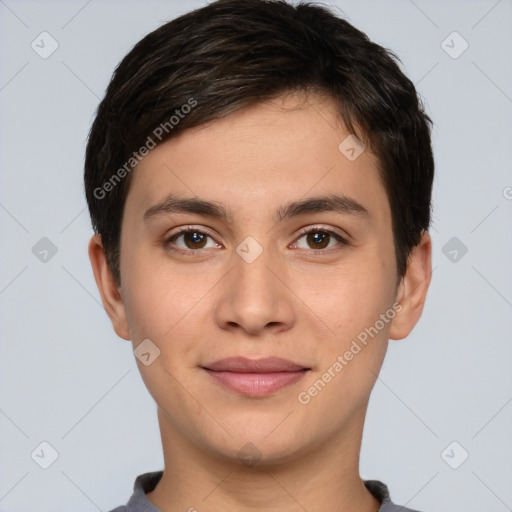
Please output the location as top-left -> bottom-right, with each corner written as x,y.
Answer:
1,0 -> 511,511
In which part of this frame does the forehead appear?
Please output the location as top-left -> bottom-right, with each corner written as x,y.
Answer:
124,91 -> 389,225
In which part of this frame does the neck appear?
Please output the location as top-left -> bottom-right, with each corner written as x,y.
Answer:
146,408 -> 381,512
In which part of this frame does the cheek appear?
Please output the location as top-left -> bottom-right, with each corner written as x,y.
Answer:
294,258 -> 395,342
120,252 -> 216,368
294,266 -> 395,416
120,268 -> 204,406
120,232 -> 190,337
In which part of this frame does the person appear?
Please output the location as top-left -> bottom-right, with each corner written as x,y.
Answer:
84,0 -> 434,510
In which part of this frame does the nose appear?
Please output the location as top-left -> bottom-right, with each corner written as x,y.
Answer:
213,245 -> 296,336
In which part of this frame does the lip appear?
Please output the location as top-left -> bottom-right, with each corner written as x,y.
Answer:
202,357 -> 310,397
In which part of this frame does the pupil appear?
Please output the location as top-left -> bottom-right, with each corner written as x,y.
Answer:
307,232 -> 329,249
185,232 -> 207,248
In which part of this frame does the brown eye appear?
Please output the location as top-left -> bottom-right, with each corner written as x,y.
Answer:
292,228 -> 347,252
306,232 -> 331,249
166,229 -> 220,252
182,231 -> 207,249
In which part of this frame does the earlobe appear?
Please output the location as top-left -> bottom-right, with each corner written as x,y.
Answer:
88,235 -> 131,340
389,231 -> 432,341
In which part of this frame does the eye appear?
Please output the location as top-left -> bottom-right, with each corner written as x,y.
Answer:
164,226 -> 347,255
165,228 -> 221,252
292,228 -> 347,251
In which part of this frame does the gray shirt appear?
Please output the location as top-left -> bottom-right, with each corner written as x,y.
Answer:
109,471 -> 423,511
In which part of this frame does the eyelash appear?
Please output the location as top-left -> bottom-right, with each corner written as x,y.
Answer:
164,225 -> 349,256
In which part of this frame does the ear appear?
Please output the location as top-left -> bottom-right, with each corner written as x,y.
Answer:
88,234 -> 130,340
390,231 -> 432,340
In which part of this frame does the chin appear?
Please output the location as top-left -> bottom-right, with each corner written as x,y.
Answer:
207,425 -> 309,468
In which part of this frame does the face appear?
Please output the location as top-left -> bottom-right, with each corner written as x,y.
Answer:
90,91 -> 431,465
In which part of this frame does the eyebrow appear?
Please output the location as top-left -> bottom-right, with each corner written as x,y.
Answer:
143,193 -> 370,223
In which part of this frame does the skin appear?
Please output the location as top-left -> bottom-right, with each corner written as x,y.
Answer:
89,91 -> 432,512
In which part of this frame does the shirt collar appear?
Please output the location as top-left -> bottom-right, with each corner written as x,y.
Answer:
127,471 -> 394,511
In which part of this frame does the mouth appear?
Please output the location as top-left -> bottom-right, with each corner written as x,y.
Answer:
201,357 -> 311,397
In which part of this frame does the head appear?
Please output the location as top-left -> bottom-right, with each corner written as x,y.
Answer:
86,0 -> 433,466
